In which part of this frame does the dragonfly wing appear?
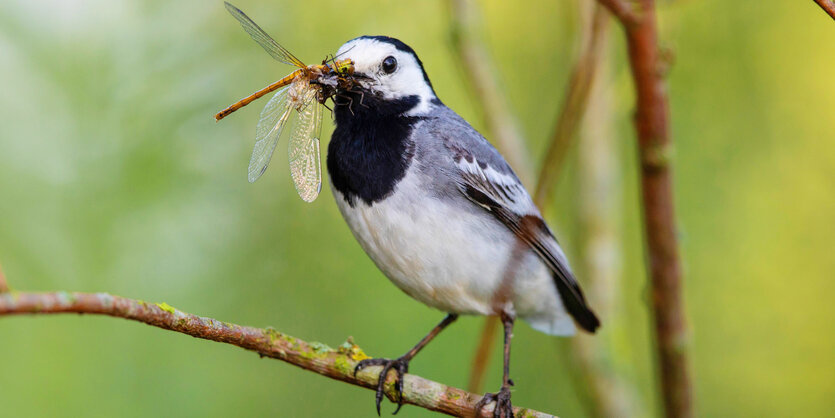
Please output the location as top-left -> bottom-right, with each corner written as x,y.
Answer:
287,89 -> 323,202
224,2 -> 306,68
248,86 -> 292,183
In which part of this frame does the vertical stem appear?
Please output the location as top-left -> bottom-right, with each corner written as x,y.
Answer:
446,0 -> 533,184
459,0 -> 616,399
467,315 -> 499,393
620,0 -> 692,416
446,0 -> 534,393
569,29 -> 643,416
533,3 -> 611,208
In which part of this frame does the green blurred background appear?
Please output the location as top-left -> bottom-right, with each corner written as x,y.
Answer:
1,0 -> 833,417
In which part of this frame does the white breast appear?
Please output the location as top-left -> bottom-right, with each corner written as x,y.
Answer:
330,164 -> 577,335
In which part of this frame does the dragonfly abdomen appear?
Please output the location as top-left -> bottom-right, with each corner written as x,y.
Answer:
215,69 -> 304,121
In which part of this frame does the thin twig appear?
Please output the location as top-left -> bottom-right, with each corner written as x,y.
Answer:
814,0 -> 835,21
446,0 -> 535,393
467,315 -> 499,394
567,14 -> 644,415
533,3 -> 611,208
596,0 -> 639,25
446,0 -> 533,184
458,0 -> 612,395
0,291 -> 553,418
527,3 -> 643,416
601,0 -> 693,415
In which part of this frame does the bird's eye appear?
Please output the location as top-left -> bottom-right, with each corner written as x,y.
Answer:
381,56 -> 397,74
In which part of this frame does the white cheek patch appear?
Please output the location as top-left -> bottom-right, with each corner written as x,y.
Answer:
336,38 -> 437,115
391,59 -> 434,115
404,98 -> 432,116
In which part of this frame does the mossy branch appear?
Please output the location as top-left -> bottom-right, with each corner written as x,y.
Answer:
0,290 -> 553,418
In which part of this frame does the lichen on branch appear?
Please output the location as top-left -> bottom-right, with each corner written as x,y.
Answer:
0,290 -> 553,418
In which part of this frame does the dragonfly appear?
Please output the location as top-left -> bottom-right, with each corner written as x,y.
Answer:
216,2 -> 354,202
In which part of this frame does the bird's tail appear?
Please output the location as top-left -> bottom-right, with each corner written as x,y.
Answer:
552,273 -> 600,333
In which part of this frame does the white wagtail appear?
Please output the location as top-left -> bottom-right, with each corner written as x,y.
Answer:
321,36 -> 600,417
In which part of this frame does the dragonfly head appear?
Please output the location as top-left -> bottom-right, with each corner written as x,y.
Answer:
331,58 -> 355,77
313,58 -> 352,96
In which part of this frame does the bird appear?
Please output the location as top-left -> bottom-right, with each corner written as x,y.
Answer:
323,36 -> 600,417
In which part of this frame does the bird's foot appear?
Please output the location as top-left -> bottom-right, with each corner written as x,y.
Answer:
475,382 -> 514,418
354,356 -> 411,415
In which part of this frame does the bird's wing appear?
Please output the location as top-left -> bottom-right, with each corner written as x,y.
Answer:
440,121 -> 600,332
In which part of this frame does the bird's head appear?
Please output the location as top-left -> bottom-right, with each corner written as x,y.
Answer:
326,36 -> 438,117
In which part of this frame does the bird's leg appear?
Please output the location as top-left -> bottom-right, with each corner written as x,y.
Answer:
475,311 -> 516,418
354,313 -> 458,415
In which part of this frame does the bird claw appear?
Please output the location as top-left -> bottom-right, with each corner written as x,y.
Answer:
475,384 -> 514,418
354,356 -> 410,416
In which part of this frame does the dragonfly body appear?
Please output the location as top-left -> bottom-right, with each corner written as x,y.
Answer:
215,64 -> 336,122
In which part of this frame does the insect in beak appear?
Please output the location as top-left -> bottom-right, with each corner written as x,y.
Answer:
330,58 -> 355,77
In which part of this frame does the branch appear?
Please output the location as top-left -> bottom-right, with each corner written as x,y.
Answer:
596,0 -> 639,25
466,313 -> 499,393
814,0 -> 835,21
0,291 -> 553,418
447,0 -> 534,184
601,0 -> 693,416
458,0 -> 612,396
533,3 -> 611,209
445,0 -> 535,394
569,16 -> 644,415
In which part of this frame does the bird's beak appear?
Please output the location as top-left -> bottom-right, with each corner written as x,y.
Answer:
316,71 -> 340,88
316,58 -> 359,90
